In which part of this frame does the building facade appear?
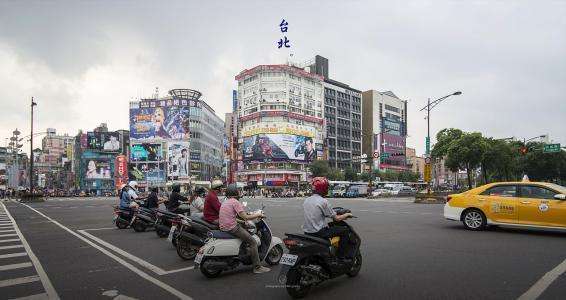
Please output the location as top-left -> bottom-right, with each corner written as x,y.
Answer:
129,89 -> 224,187
234,64 -> 325,187
362,90 -> 409,172
33,129 -> 75,191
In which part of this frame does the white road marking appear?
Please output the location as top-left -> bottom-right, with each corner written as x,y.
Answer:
0,262 -> 32,271
518,257 -> 566,300
2,203 -> 59,300
0,233 -> 20,237
0,244 -> 24,250
0,238 -> 20,243
0,229 -> 16,233
0,275 -> 40,288
0,252 -> 28,259
18,203 -> 193,300
80,227 -> 116,231
10,292 -> 49,300
78,230 -> 194,275
359,210 -> 369,212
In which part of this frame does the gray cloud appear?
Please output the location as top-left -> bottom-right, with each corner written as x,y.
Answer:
0,0 -> 564,155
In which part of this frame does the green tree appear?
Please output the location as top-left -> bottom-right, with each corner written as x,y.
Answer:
480,138 -> 515,183
310,160 -> 330,177
327,168 -> 344,181
431,128 -> 464,159
445,132 -> 487,189
343,167 -> 359,181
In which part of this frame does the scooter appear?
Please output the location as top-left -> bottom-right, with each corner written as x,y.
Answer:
155,209 -> 182,238
113,200 -> 145,229
131,206 -> 158,232
278,207 -> 362,298
194,207 -> 284,278
175,215 -> 218,260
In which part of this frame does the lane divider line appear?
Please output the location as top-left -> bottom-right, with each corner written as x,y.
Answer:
17,202 -> 193,300
518,257 -> 566,300
2,202 -> 59,300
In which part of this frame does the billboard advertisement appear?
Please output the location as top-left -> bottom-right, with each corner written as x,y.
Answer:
84,159 -> 112,180
87,132 -> 121,151
128,163 -> 166,182
167,142 -> 190,178
129,104 -> 190,140
242,134 -> 317,162
130,143 -> 163,162
114,155 -> 128,188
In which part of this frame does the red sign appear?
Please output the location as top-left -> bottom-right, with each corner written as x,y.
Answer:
114,155 -> 128,189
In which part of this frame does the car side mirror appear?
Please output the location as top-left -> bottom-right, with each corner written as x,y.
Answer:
554,194 -> 566,200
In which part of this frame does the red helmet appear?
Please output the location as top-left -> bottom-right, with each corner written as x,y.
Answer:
311,177 -> 329,195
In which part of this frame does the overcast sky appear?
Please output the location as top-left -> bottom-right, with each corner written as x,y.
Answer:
1,0 -> 565,156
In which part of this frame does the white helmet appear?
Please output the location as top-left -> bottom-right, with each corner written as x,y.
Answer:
211,179 -> 224,190
129,181 -> 138,190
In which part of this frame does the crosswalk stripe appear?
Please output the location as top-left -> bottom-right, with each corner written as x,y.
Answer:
0,275 -> 39,288
10,292 -> 49,300
0,233 -> 18,238
0,252 -> 27,259
0,244 -> 24,250
0,229 -> 16,233
0,262 -> 33,271
0,239 -> 20,243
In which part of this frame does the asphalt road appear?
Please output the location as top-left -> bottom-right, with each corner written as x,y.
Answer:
1,196 -> 565,300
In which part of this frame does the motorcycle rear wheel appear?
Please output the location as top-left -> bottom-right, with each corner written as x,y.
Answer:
286,266 -> 311,299
200,258 -> 222,278
133,220 -> 146,232
116,218 -> 128,229
156,227 -> 169,238
176,238 -> 197,260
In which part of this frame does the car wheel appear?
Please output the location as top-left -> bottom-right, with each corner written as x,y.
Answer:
265,245 -> 283,265
462,209 -> 487,231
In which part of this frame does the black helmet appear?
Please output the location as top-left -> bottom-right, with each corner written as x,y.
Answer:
194,186 -> 207,197
172,185 -> 181,193
225,184 -> 240,199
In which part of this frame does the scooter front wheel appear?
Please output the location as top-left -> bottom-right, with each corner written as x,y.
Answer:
176,239 -> 197,260
133,220 -> 147,232
347,252 -> 362,277
286,266 -> 311,298
200,258 -> 222,278
265,245 -> 283,265
116,218 -> 128,229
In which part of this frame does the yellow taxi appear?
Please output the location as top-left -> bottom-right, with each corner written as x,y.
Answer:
444,181 -> 566,230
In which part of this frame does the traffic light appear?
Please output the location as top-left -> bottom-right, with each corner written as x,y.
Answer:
519,146 -> 528,155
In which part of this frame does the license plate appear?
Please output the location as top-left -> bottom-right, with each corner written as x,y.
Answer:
167,225 -> 177,242
194,253 -> 203,265
280,254 -> 298,266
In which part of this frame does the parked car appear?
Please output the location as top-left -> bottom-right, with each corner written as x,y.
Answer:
394,186 -> 416,196
331,187 -> 347,198
345,189 -> 359,198
371,188 -> 392,197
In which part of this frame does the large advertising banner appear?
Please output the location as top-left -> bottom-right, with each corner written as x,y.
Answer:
167,142 -> 190,178
114,155 -> 128,189
87,131 -> 121,151
242,134 -> 317,162
129,104 -> 190,140
128,162 -> 166,182
84,159 -> 112,180
130,143 -> 163,162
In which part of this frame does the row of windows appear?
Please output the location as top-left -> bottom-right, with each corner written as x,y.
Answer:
384,104 -> 400,113
481,185 -> 560,199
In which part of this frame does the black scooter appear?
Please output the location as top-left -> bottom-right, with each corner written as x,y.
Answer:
113,200 -> 145,229
132,206 -> 158,232
278,207 -> 362,298
174,215 -> 218,260
155,209 -> 182,238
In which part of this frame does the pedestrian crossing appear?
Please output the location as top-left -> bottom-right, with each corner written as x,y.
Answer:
0,204 -> 58,299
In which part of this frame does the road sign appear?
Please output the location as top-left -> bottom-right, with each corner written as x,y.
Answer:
425,137 -> 431,155
425,157 -> 431,164
424,163 -> 432,182
373,151 -> 379,158
543,143 -> 561,153
381,153 -> 390,158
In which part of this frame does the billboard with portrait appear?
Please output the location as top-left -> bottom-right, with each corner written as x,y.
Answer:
87,132 -> 121,152
84,159 -> 112,180
129,104 -> 190,140
167,142 -> 190,178
242,134 -> 316,162
130,143 -> 163,162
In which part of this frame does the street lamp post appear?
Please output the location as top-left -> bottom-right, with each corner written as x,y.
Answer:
419,91 -> 462,190
30,97 -> 37,193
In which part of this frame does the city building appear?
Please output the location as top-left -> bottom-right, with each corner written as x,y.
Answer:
33,129 -> 75,191
306,55 -> 363,172
129,88 -> 224,188
362,90 -> 409,172
234,64 -> 325,188
74,125 -> 129,195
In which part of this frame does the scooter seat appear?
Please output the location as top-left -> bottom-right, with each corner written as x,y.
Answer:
194,217 -> 219,230
285,233 -> 330,246
210,230 -> 237,239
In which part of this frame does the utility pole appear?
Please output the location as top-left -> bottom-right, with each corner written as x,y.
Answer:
30,97 -> 37,193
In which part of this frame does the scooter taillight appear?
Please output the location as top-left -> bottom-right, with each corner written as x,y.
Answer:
284,238 -> 299,247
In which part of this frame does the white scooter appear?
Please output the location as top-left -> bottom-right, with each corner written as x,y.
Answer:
194,205 -> 284,278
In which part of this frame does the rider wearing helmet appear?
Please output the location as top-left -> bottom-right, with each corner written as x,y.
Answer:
119,181 -> 140,209
203,179 -> 224,225
303,177 -> 352,259
219,184 -> 269,274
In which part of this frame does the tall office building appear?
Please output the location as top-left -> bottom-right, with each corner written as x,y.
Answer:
234,64 -> 325,187
306,55 -> 363,172
362,90 -> 408,171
